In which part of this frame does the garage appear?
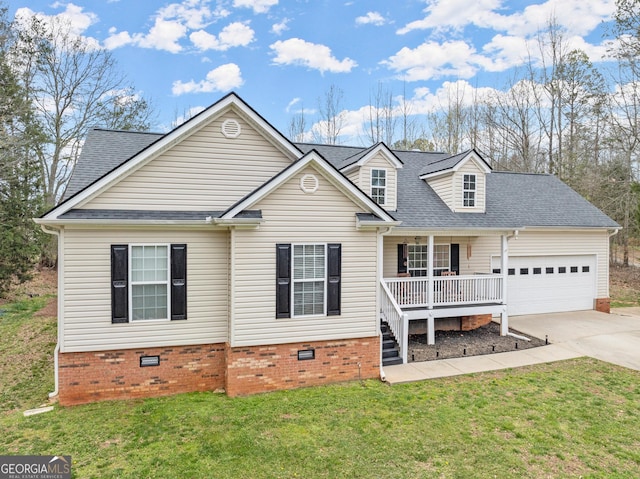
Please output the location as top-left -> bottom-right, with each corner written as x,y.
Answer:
491,255 -> 597,316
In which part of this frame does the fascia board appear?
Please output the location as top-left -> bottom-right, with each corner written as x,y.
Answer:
356,144 -> 403,169
222,152 -> 396,223
42,93 -> 302,220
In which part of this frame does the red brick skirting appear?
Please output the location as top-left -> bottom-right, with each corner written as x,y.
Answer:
225,337 -> 380,397
595,298 -> 611,314
460,314 -> 493,331
58,344 -> 226,406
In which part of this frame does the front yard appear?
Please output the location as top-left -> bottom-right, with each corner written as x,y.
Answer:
1,281 -> 639,478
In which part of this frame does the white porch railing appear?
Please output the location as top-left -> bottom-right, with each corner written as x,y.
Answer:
384,274 -> 503,309
380,279 -> 408,364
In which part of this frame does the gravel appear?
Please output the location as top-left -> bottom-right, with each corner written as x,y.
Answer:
408,321 -> 548,362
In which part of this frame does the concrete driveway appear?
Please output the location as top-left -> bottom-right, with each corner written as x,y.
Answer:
384,308 -> 640,384
510,308 -> 640,371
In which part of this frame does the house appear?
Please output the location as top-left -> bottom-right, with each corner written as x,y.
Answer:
36,93 -> 619,405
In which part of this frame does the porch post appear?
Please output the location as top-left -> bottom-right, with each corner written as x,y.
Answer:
427,234 -> 435,345
500,234 -> 509,336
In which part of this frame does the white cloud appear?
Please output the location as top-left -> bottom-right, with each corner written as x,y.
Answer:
104,29 -> 134,50
172,63 -> 244,95
398,0 -> 616,38
135,18 -> 187,53
271,18 -> 290,35
270,38 -> 357,73
190,22 -> 254,51
233,0 -> 278,14
382,40 -> 482,80
15,3 -> 98,42
356,11 -> 386,26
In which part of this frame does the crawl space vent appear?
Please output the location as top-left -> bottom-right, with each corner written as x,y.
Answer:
221,118 -> 241,138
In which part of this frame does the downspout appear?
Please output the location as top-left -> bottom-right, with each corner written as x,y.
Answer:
39,224 -> 61,399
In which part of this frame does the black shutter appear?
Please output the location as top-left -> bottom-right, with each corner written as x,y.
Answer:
276,244 -> 291,318
450,243 -> 460,275
171,244 -> 187,320
397,244 -> 407,274
327,243 -> 342,316
111,244 -> 128,323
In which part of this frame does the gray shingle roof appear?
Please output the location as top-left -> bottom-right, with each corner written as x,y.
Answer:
64,128 -> 162,200
60,132 -> 619,230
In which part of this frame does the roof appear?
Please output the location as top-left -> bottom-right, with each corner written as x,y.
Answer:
53,117 -> 618,231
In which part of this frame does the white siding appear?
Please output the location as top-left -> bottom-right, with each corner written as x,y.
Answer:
452,159 -> 486,212
427,174 -> 454,210
232,165 -> 379,347
62,228 -> 229,352
83,111 -> 293,210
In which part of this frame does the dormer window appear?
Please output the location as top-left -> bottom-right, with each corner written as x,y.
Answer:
371,168 -> 387,205
463,174 -> 476,207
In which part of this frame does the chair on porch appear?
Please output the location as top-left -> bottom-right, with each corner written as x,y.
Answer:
440,271 -> 458,303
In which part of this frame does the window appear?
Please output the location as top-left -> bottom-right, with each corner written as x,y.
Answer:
559,267 -> 567,274
582,266 -> 590,273
370,168 -> 387,205
520,268 -> 529,275
110,244 -> 187,323
508,268 -> 515,275
546,267 -> 554,274
276,244 -> 341,318
463,174 -> 476,207
293,244 -> 326,316
131,245 -> 169,320
533,267 -> 542,275
407,244 -> 450,276
570,266 -> 579,273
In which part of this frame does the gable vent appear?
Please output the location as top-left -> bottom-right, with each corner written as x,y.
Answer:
300,174 -> 319,194
221,119 -> 241,138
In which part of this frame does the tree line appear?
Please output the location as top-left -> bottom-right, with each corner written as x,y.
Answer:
0,3 -> 153,294
292,1 -> 640,266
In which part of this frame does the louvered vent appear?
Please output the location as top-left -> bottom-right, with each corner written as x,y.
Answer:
300,174 -> 319,193
221,119 -> 241,138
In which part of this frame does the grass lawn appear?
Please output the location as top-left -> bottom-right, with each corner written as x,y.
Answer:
1,296 -> 640,477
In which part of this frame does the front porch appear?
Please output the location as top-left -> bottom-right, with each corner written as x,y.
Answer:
379,233 -> 512,364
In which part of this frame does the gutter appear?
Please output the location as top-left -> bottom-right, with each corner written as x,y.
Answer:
39,224 -> 61,399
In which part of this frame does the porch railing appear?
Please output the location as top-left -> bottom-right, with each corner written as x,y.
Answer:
384,274 -> 503,308
380,279 -> 408,364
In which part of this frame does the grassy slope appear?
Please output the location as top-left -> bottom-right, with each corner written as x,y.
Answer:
1,295 -> 640,478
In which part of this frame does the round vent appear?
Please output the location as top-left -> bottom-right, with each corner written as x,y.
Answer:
300,174 -> 319,193
221,118 -> 241,138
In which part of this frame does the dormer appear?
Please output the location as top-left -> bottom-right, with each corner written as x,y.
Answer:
419,149 -> 491,213
339,143 -> 403,211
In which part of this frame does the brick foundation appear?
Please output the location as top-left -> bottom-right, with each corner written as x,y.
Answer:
58,343 -> 226,406
460,314 -> 493,331
225,337 -> 380,397
595,298 -> 611,314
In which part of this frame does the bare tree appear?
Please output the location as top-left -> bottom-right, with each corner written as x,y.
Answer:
364,82 -> 396,145
288,105 -> 306,143
14,15 -> 154,205
315,84 -> 345,145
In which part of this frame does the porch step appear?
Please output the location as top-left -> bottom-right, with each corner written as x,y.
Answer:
380,320 -> 402,367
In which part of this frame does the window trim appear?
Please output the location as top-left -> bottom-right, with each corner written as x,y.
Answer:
129,243 -> 171,322
291,243 -> 327,318
370,168 -> 387,206
462,173 -> 476,208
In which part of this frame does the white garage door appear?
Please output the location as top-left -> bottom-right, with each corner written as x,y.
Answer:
491,255 -> 596,316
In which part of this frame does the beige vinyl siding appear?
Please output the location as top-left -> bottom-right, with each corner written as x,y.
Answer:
426,174 -> 454,210
232,165 -> 379,347
62,228 -> 229,353
383,230 -> 609,297
345,168 -> 360,186
452,160 -> 486,212
82,111 -> 293,210
359,153 -> 398,210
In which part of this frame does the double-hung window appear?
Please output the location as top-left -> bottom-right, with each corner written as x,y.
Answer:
131,245 -> 169,320
463,174 -> 476,207
433,244 -> 450,275
407,244 -> 451,276
111,243 -> 187,323
293,244 -> 326,316
276,243 -> 341,318
371,168 -> 387,206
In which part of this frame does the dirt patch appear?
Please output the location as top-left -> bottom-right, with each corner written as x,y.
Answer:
610,264 -> 640,307
0,267 -> 57,305
408,321 -> 548,362
34,297 -> 57,318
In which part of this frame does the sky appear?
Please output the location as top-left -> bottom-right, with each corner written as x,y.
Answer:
6,0 -> 619,145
